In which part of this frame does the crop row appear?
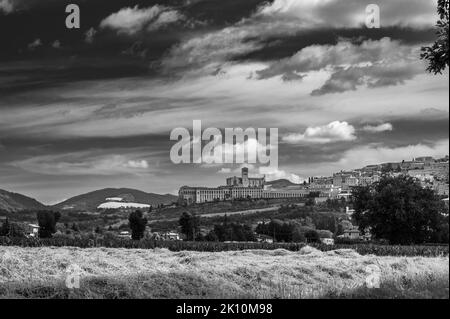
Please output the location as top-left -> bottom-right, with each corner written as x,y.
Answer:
1,236 -> 448,257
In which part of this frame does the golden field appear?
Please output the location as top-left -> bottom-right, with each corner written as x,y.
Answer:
0,246 -> 448,299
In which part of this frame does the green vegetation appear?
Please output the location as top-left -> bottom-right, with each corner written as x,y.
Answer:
0,236 -> 448,257
0,219 -> 27,237
128,210 -> 148,240
205,219 -> 256,242
0,189 -> 47,212
179,212 -> 200,241
36,211 -> 61,238
353,176 -> 449,245
421,0 -> 449,74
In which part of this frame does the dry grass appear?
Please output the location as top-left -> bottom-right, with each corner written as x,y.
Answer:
0,246 -> 448,299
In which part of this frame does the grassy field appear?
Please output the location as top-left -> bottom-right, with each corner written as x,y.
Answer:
0,246 -> 448,299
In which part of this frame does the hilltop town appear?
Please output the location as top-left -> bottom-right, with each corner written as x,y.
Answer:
179,155 -> 450,206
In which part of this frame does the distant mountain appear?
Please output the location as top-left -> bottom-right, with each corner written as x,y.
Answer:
52,188 -> 178,211
0,189 -> 48,212
265,179 -> 300,189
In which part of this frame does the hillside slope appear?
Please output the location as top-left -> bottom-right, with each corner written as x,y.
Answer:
0,189 -> 48,212
265,179 -> 300,189
52,188 -> 178,211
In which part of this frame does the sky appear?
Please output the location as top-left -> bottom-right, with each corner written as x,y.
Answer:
0,0 -> 449,204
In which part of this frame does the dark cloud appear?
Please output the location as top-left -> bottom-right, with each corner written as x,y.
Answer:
234,27 -> 436,62
253,37 -> 426,95
311,61 -> 423,96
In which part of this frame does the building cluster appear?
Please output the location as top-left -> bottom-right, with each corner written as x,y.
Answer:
179,156 -> 450,205
179,168 -> 310,205
326,156 -> 449,196
307,156 -> 449,198
404,156 -> 449,196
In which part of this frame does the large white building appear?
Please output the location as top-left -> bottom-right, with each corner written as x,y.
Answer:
179,168 -> 309,205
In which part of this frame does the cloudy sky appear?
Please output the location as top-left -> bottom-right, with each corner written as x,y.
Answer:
0,0 -> 448,204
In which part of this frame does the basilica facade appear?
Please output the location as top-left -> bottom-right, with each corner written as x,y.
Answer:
178,168 -> 309,205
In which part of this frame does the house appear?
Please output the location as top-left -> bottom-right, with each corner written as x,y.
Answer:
337,191 -> 352,201
361,231 -> 372,241
320,238 -> 335,246
256,234 -> 274,243
118,231 -> 131,239
443,198 -> 449,211
345,207 -> 355,216
340,228 -> 361,240
26,224 -> 40,238
161,232 -> 181,241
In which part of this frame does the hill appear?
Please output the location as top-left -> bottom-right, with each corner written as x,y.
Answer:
52,188 -> 178,211
0,189 -> 48,212
265,179 -> 300,189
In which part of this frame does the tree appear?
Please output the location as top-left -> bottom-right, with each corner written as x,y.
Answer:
353,176 -> 449,244
9,223 -> 26,238
0,219 -> 10,236
304,230 -> 320,243
179,212 -> 200,241
316,230 -> 333,239
381,163 -> 393,175
421,0 -> 449,74
291,228 -> 306,243
255,220 -> 297,242
128,210 -> 148,240
37,211 -> 61,238
209,222 -> 256,242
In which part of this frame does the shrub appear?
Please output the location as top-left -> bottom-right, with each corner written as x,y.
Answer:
128,210 -> 148,240
37,211 -> 61,238
0,236 -> 447,257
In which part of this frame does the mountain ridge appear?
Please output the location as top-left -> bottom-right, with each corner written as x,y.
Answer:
52,188 -> 178,211
0,189 -> 48,212
265,179 -> 300,189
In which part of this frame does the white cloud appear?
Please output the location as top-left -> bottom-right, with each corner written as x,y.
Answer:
362,123 -> 393,133
285,139 -> 450,178
283,121 -> 356,144
161,0 -> 436,78
13,152 -> 152,176
126,160 -> 149,169
217,168 -> 232,174
257,38 -> 425,95
52,40 -> 61,49
85,28 -> 97,44
337,139 -> 450,170
100,5 -> 184,35
259,167 -> 305,184
148,9 -> 184,31
161,26 -> 264,74
0,0 -> 13,14
0,60 -> 447,142
28,39 -> 42,50
256,0 -> 437,29
200,138 -> 276,165
100,5 -> 162,35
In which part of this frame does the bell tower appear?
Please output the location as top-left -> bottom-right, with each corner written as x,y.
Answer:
242,167 -> 249,187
